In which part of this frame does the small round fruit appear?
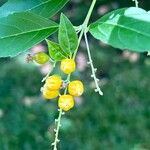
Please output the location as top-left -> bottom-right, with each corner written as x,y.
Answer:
43,89 -> 59,100
68,80 -> 84,96
58,95 -> 74,111
60,59 -> 76,74
45,75 -> 62,90
33,52 -> 49,64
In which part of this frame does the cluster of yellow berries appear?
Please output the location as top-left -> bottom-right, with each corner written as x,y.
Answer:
41,58 -> 84,111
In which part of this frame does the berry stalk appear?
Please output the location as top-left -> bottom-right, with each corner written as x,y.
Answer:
52,74 -> 70,150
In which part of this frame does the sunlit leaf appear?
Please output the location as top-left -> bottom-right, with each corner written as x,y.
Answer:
89,7 -> 150,52
59,13 -> 78,55
0,12 -> 58,57
46,40 -> 68,61
0,0 -> 69,18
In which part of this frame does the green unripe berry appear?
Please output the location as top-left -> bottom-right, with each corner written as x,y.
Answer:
33,52 -> 49,64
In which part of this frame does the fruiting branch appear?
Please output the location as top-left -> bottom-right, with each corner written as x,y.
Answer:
52,0 -> 98,149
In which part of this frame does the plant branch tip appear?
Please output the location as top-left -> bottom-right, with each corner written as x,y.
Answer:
40,87 -> 43,92
55,119 -> 58,123
54,129 -> 57,132
51,143 -> 55,146
62,112 -> 65,115
99,91 -> 103,96
91,75 -> 94,78
41,78 -> 46,82
87,61 -> 92,64
94,68 -> 97,72
96,78 -> 99,81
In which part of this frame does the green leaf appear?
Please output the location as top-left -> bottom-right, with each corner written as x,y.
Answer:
0,12 -> 58,57
0,0 -> 69,18
46,40 -> 68,61
89,7 -> 150,52
59,13 -> 78,55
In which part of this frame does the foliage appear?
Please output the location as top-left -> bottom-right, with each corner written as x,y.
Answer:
0,0 -> 150,57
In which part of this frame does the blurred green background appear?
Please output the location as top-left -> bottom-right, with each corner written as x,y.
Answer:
0,0 -> 150,150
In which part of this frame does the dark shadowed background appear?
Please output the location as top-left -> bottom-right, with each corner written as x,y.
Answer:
0,0 -> 150,150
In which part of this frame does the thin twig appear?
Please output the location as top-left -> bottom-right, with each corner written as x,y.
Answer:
73,0 -> 97,59
84,32 -> 103,96
51,109 -> 63,150
52,0 -> 98,149
132,0 -> 139,7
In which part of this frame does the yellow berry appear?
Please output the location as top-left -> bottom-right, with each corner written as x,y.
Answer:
45,75 -> 62,90
68,80 -> 84,96
33,52 -> 49,64
58,95 -> 74,111
60,59 -> 76,74
43,89 -> 59,100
